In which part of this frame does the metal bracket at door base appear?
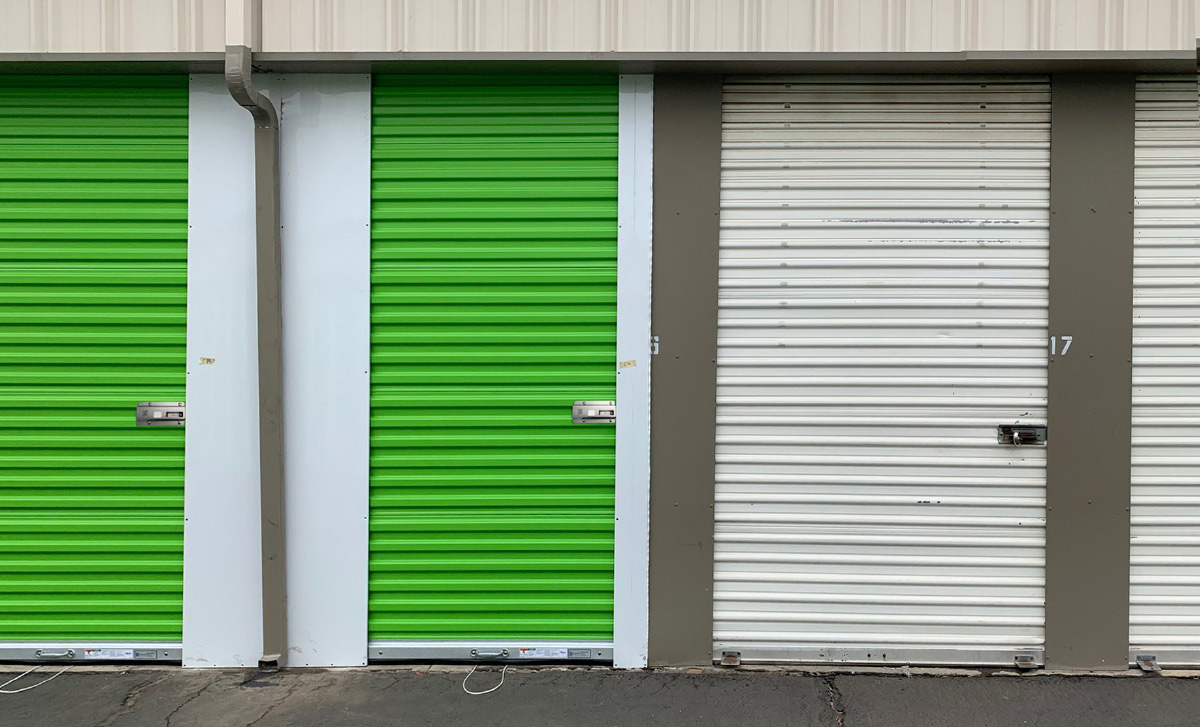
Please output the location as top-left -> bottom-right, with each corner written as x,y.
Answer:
0,643 -> 181,662
1135,654 -> 1162,672
369,641 -> 612,662
1014,653 -> 1038,670
720,651 -> 742,667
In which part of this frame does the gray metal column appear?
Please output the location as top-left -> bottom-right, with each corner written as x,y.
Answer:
647,75 -> 723,667
1045,74 -> 1136,670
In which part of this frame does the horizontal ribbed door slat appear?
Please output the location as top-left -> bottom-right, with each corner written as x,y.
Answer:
714,76 -> 1051,665
0,76 -> 187,642
370,75 -> 618,641
1131,75 -> 1200,665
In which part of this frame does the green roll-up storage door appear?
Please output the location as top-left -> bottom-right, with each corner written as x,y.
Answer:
0,76 -> 187,645
370,75 -> 618,642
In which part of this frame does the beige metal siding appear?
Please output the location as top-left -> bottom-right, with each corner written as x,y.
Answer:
3,0 -> 1194,54
713,76 -> 1051,666
1131,74 -> 1200,667
258,0 -> 1199,52
0,0 -> 224,53
257,0 -> 1199,53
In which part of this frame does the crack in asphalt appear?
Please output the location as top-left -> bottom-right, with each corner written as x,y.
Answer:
245,681 -> 300,727
822,675 -> 846,727
96,673 -> 174,727
163,677 -> 218,727
378,673 -> 404,692
648,675 -> 676,697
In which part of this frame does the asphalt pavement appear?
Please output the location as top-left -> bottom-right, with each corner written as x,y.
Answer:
1,664 -> 1197,727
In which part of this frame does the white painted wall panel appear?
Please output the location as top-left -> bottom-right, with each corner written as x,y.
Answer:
1131,74 -> 1200,668
186,74 -> 372,668
183,74 -> 264,668
614,74 -> 654,669
713,76 -> 1051,666
277,75 -> 371,668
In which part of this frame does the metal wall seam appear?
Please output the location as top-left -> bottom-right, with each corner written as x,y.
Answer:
1130,73 -> 1200,667
712,75 -> 1051,665
0,74 -> 188,656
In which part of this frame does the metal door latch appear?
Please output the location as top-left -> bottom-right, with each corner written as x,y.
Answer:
573,401 -> 616,424
137,402 -> 186,426
720,651 -> 742,667
1014,653 -> 1038,670
997,425 -> 1046,446
1135,654 -> 1161,672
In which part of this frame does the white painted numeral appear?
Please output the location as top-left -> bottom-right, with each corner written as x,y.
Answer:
1050,335 -> 1074,356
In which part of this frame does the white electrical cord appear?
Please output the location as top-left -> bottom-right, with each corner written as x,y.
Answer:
0,665 -> 72,694
462,664 -> 507,695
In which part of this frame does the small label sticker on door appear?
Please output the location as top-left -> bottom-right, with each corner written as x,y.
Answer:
518,648 -> 569,659
567,649 -> 593,659
84,648 -> 135,660
199,357 -> 216,365
618,360 -> 637,369
133,650 -> 158,660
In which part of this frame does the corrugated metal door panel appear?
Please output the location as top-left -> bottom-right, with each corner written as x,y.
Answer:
369,75 -> 618,641
715,76 -> 1051,664
1131,74 -> 1200,665
0,76 -> 187,642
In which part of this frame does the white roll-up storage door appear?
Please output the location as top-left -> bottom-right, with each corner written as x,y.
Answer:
1131,74 -> 1200,667
715,76 -> 1051,666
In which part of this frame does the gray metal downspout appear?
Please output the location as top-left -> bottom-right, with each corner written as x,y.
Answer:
224,43 -> 287,670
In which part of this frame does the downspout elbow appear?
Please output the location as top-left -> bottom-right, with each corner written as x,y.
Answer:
225,44 -> 278,129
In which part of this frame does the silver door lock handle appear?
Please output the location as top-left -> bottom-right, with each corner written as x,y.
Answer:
573,401 -> 616,424
470,649 -> 510,659
137,402 -> 185,426
996,425 -> 1047,446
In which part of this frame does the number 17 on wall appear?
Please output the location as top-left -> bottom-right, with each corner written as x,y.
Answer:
1050,335 -> 1073,356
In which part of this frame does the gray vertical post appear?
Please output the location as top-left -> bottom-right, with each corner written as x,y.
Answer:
1045,74 -> 1135,670
647,75 -> 723,666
